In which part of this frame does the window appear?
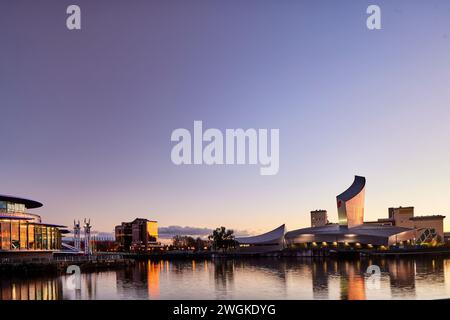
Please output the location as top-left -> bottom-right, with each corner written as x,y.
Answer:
11,221 -> 19,249
6,202 -> 25,213
28,224 -> 35,249
0,222 -> 11,250
42,227 -> 48,250
35,226 -> 42,249
20,223 -> 27,249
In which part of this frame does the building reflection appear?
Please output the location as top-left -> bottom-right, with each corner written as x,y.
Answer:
116,260 -> 162,299
110,257 -> 450,299
147,260 -> 160,298
0,277 -> 62,300
305,257 -> 421,300
213,259 -> 235,293
338,260 -> 366,300
82,273 -> 98,300
3,256 -> 447,300
311,260 -> 329,299
415,257 -> 445,297
387,258 -> 416,298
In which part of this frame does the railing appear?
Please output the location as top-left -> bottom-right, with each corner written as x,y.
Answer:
53,254 -> 124,262
0,257 -> 53,265
0,254 -> 125,265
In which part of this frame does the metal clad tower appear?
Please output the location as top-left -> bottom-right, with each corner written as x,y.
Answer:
336,176 -> 366,229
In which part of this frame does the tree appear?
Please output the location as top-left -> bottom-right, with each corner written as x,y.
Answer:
172,235 -> 199,250
208,227 -> 236,251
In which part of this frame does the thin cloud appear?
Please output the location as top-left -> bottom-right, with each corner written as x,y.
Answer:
158,226 -> 252,239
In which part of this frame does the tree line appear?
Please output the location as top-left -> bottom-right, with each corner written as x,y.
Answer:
171,226 -> 237,251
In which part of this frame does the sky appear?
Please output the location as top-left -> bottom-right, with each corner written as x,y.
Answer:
1,0 -> 450,236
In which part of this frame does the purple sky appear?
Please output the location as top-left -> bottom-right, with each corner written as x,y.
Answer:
2,0 -> 450,235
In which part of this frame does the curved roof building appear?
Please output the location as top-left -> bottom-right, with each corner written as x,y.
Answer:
337,176 -> 365,228
235,224 -> 286,246
234,225 -> 286,253
0,194 -> 65,251
284,175 -> 424,247
285,224 -> 417,247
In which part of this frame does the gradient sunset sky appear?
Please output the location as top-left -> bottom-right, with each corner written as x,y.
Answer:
2,0 -> 450,235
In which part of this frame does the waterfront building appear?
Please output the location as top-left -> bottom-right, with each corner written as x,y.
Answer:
389,207 -> 415,228
311,210 -> 328,227
115,218 -> 159,252
235,224 -> 286,253
285,223 -> 417,248
285,176 -> 446,248
410,215 -> 445,242
232,175 -> 446,251
389,207 -> 444,241
368,207 -> 445,242
115,222 -> 132,251
0,195 -> 65,253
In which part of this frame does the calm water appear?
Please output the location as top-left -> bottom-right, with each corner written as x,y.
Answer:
1,257 -> 450,300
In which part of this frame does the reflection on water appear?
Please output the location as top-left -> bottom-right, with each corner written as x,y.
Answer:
2,257 -> 450,300
0,277 -> 62,300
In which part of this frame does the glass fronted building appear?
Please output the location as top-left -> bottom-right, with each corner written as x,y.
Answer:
115,218 -> 159,252
0,195 -> 65,251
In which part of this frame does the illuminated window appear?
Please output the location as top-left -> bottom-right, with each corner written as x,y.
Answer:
0,222 -> 11,250
146,221 -> 158,242
11,221 -> 19,249
20,223 -> 27,249
7,203 -> 25,214
42,227 -> 48,250
28,225 -> 35,249
35,225 -> 42,249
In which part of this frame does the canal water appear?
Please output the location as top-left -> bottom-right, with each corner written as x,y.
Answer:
1,257 -> 450,300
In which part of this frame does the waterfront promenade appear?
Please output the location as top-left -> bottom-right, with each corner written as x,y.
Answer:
3,245 -> 450,276
0,253 -> 133,275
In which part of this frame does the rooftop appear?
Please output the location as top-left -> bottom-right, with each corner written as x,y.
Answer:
410,215 -> 445,221
336,176 -> 366,202
0,194 -> 43,209
236,224 -> 285,245
285,223 -> 413,239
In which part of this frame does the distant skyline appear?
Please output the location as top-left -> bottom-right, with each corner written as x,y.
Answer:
2,0 -> 450,235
